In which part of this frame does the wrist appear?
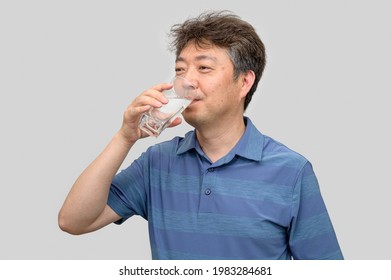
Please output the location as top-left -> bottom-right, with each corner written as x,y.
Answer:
114,130 -> 136,150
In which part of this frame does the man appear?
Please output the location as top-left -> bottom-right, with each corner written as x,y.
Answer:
59,11 -> 343,260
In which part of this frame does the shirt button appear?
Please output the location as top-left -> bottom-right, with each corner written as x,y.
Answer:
208,168 -> 214,172
204,188 -> 211,195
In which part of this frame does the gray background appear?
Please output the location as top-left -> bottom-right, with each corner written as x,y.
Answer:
1,0 -> 390,259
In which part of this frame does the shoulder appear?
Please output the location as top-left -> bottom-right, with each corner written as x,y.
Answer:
262,134 -> 310,172
245,118 -> 310,171
147,137 -> 180,153
258,134 -> 318,192
145,131 -> 193,157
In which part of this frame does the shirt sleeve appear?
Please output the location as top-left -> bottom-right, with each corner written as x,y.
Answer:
288,162 -> 344,260
107,152 -> 149,224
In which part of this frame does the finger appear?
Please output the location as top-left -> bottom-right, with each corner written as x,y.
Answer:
134,94 -> 166,108
124,104 -> 151,121
168,117 -> 182,128
151,82 -> 173,92
124,82 -> 172,120
133,105 -> 151,115
137,88 -> 170,106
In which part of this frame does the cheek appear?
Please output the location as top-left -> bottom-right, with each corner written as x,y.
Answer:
200,78 -> 237,105
200,80 -> 216,94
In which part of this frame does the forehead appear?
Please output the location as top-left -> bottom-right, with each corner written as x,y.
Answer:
176,43 -> 232,64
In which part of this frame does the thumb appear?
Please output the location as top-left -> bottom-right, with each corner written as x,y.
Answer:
168,117 -> 182,128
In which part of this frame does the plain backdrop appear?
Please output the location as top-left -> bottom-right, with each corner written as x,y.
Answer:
1,0 -> 390,260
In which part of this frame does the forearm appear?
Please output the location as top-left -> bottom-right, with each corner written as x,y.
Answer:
59,82 -> 171,234
58,131 -> 134,234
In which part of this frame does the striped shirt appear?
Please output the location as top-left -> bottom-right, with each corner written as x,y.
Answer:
108,117 -> 343,259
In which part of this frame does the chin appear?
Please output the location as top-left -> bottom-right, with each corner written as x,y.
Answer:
183,110 -> 200,128
183,112 -> 211,130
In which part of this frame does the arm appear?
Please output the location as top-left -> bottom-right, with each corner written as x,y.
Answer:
58,132 -> 133,235
58,83 -> 176,235
288,162 -> 343,259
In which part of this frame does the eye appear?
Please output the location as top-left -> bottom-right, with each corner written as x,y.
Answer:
199,66 -> 212,72
175,67 -> 185,73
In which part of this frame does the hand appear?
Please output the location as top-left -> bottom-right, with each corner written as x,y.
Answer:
117,82 -> 182,144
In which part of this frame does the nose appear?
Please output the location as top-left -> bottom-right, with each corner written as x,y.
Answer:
182,76 -> 198,90
176,76 -> 197,92
177,76 -> 197,91
181,70 -> 199,89
173,75 -> 199,99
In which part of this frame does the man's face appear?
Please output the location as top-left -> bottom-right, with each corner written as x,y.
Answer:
175,42 -> 246,129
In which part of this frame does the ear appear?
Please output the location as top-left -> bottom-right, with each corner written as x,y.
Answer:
239,70 -> 256,99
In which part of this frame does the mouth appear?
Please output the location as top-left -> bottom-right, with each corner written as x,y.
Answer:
189,99 -> 201,106
185,100 -> 199,110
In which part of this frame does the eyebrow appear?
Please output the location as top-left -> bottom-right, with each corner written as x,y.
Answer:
176,55 -> 218,63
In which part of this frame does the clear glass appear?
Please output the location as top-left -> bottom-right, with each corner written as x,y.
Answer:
138,76 -> 198,137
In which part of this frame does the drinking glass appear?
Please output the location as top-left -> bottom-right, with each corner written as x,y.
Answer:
138,76 -> 198,137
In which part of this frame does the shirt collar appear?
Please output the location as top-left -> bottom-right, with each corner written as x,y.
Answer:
176,117 -> 264,162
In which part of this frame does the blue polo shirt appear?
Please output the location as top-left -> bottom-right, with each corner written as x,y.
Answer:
108,118 -> 343,260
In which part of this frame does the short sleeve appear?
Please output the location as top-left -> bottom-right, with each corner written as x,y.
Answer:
288,162 -> 344,259
107,152 -> 149,224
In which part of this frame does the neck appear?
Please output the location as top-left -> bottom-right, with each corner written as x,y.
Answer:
196,117 -> 246,163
